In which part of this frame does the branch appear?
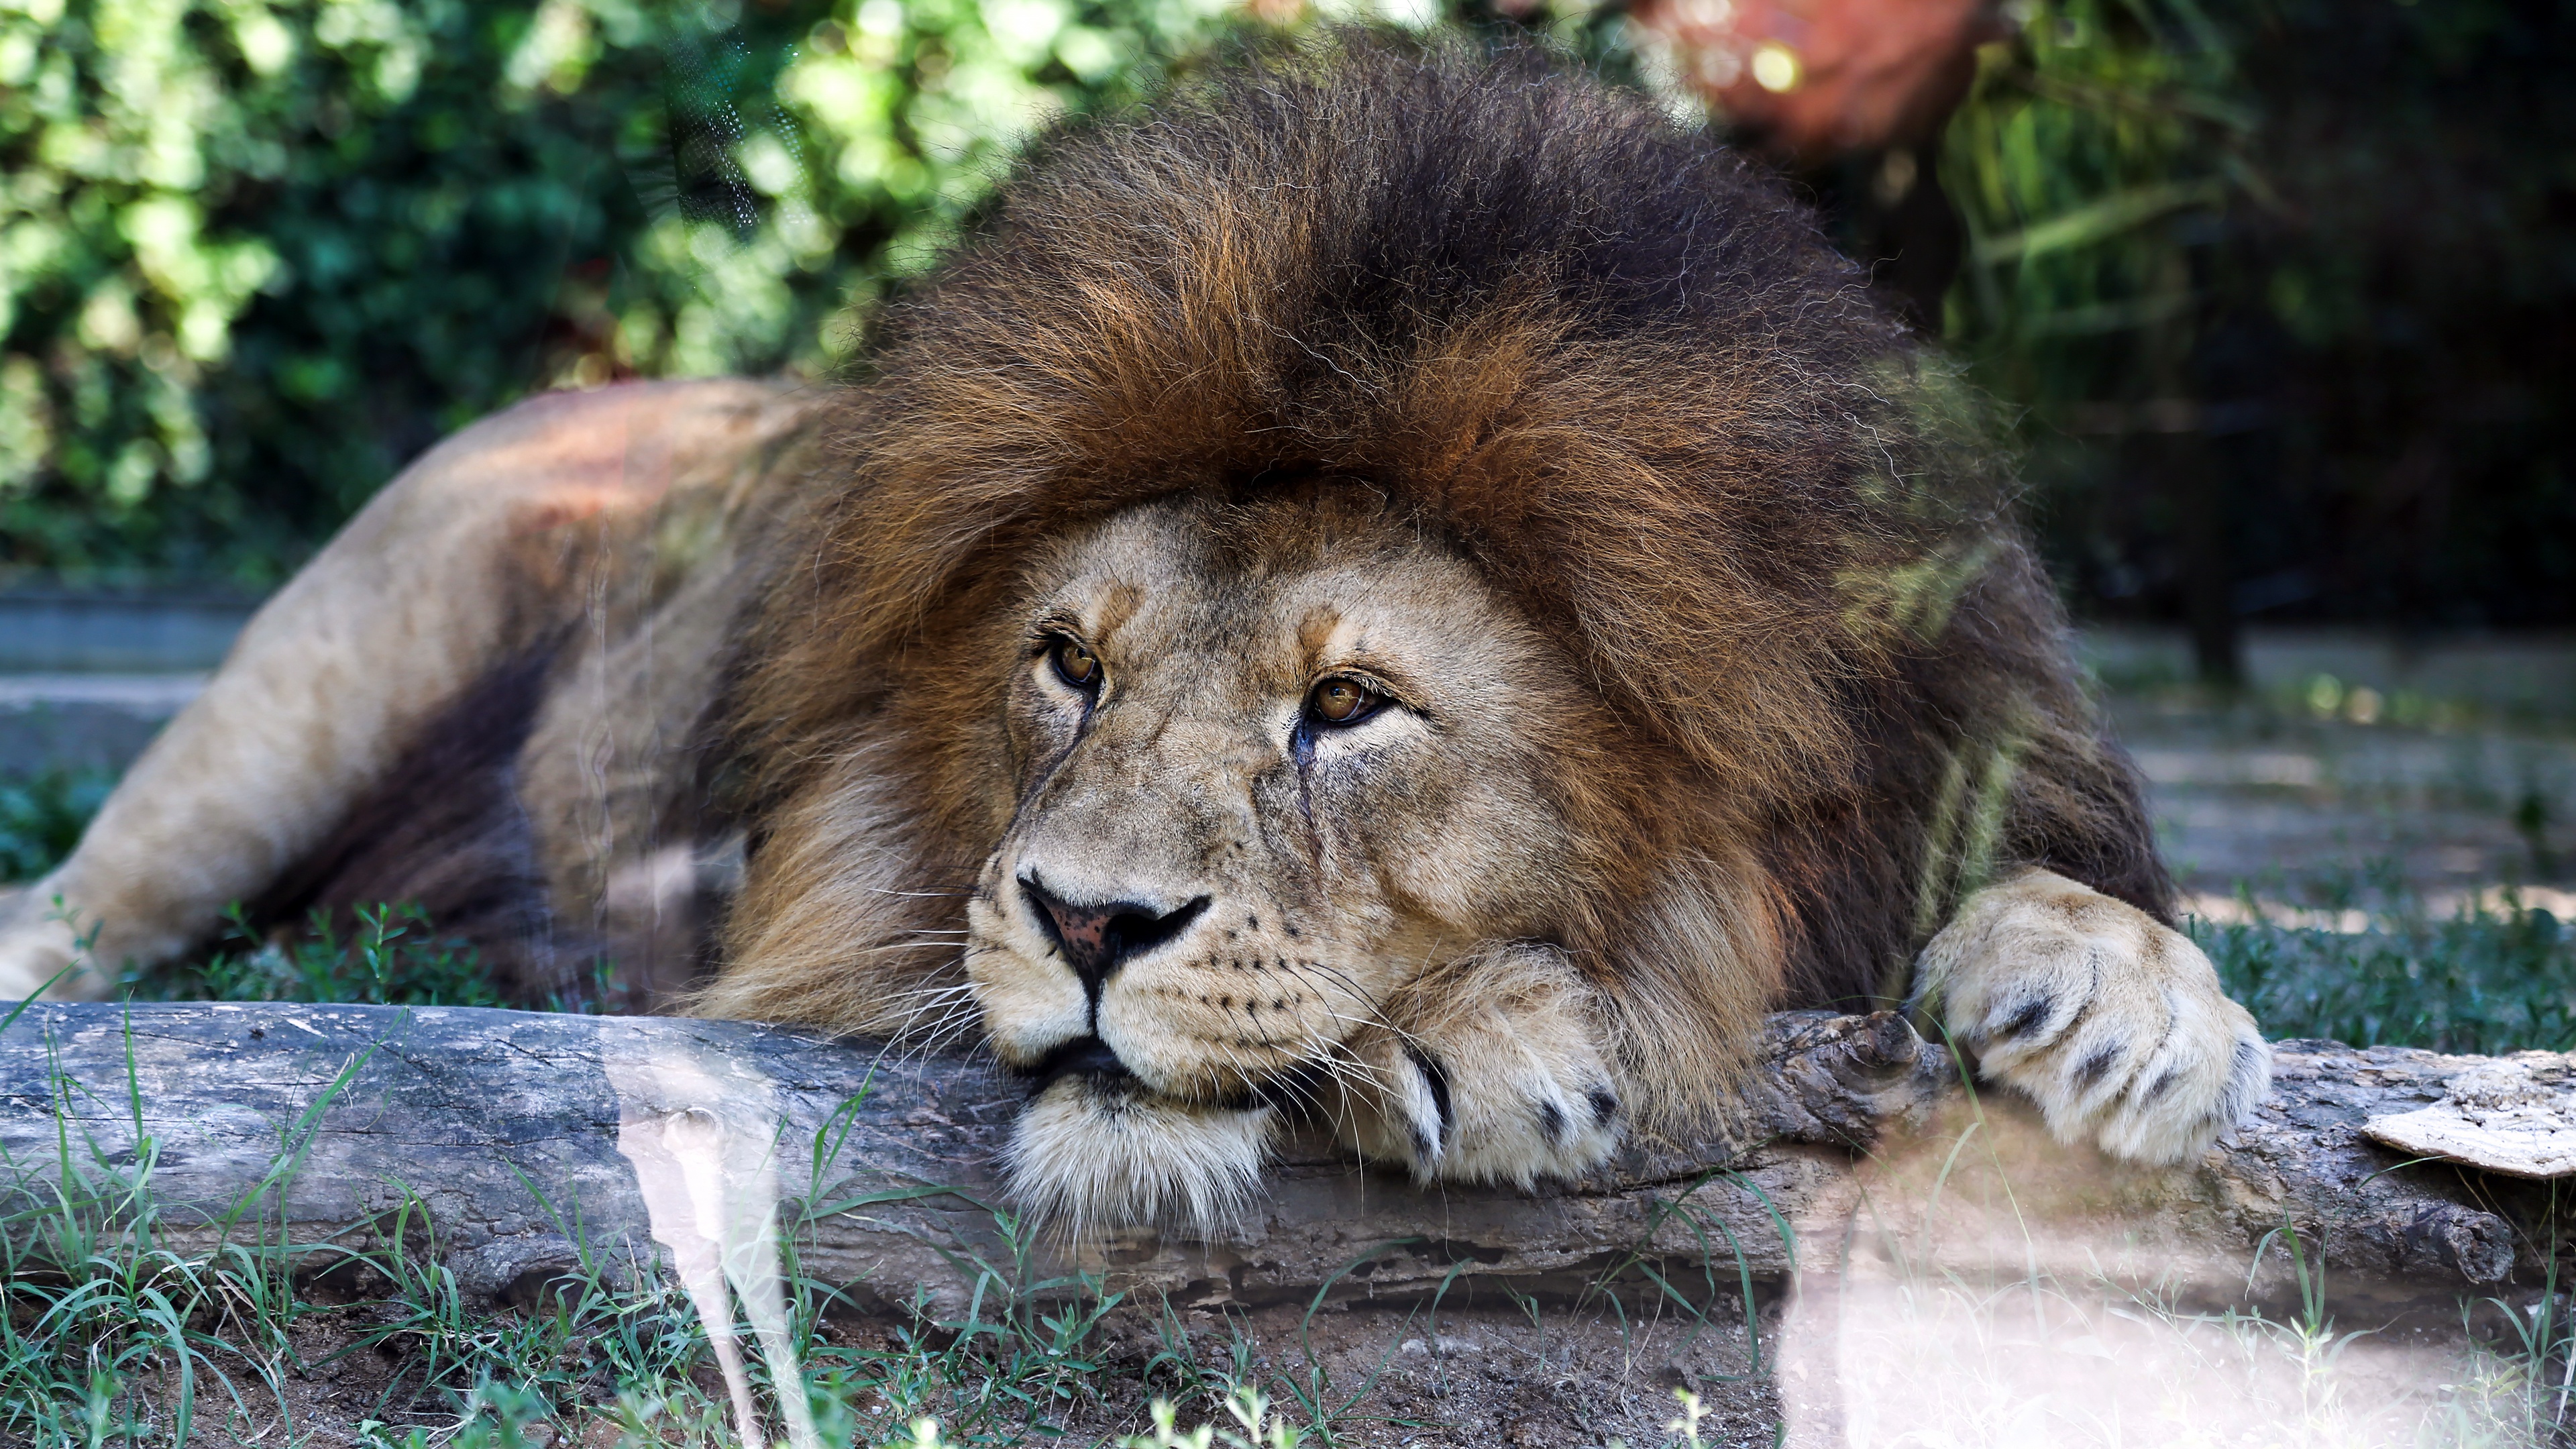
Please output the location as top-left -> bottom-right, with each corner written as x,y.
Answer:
0,1003 -> 2559,1313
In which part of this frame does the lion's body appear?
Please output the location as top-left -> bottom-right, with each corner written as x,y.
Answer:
0,379 -> 818,1010
0,39 -> 2267,1221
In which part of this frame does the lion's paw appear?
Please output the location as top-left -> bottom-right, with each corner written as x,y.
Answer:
1332,946 -> 1623,1186
1913,869 -> 2271,1165
0,898 -> 99,1004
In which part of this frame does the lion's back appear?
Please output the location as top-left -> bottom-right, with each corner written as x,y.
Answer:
252,378 -> 827,1010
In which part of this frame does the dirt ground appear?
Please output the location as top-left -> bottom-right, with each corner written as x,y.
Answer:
159,1293 -> 1779,1448
164,1267 -> 2536,1448
1093,1297 -> 1780,1449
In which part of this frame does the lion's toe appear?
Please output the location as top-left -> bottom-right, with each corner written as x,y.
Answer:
2090,1008 -> 2272,1164
1344,1037 -> 1622,1185
0,913 -> 98,1003
1427,1041 -> 1623,1186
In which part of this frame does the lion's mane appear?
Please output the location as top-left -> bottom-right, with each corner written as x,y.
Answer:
706,36 -> 2167,1117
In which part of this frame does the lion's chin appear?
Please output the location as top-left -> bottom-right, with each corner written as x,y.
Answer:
1002,1075 -> 1279,1237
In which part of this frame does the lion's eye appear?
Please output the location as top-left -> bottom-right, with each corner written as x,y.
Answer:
1307,677 -> 1381,726
1051,637 -> 1100,690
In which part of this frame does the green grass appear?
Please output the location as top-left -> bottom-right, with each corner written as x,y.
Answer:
1,765 -> 517,1007
23,888 -> 610,1012
122,903 -> 514,1010
0,1196 -> 1200,1448
19,1085 -> 2555,1449
0,1053 -> 1328,1448
0,983 -> 1777,1448
2198,888 -> 2574,1056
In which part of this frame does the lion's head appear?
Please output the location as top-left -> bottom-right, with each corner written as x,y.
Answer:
694,36 -> 2164,1229
966,486 -> 1682,1224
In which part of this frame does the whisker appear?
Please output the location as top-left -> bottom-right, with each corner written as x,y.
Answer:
1277,957 -> 1421,1044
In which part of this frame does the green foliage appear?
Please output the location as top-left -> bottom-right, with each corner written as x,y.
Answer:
129,901 -> 511,1006
1941,0 -> 2576,627
0,0 -> 1278,583
5,0 -> 2569,625
2200,894 -> 2575,1056
0,767 -> 112,880
0,1072 -> 1316,1446
1943,0 -> 2245,400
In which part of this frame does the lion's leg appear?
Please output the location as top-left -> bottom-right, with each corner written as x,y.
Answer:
1909,868 -> 2271,1164
0,380 -> 792,1001
1329,944 -> 1625,1186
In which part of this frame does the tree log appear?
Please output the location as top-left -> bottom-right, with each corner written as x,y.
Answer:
1,1002 -> 2566,1316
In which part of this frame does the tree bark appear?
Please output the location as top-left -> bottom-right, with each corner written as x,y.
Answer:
0,1002 -> 2563,1316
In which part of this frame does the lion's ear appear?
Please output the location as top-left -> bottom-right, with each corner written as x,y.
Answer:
1597,850 -> 1788,1134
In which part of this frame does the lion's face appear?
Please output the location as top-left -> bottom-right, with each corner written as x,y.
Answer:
962,490 -> 1613,1226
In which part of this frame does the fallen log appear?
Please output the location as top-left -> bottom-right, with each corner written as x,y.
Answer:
0,1002 -> 2567,1318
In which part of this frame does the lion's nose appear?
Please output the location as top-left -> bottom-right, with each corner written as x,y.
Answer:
1020,873 -> 1210,999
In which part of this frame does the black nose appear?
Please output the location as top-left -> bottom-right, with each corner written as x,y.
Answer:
1020,873 -> 1209,998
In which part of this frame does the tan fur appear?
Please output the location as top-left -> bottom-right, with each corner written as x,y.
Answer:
0,38 -> 2269,1226
698,488 -> 1756,1216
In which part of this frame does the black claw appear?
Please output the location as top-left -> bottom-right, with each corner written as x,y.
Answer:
1586,1085 -> 1620,1124
2074,1042 -> 2123,1088
1536,1097 -> 1568,1146
1996,996 -> 2054,1040
1401,1042 -> 1454,1143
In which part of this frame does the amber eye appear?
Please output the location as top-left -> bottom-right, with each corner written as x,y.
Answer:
1307,677 -> 1381,726
1051,637 -> 1100,689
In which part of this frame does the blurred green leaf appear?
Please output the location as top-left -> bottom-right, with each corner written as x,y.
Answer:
0,0 -> 1283,583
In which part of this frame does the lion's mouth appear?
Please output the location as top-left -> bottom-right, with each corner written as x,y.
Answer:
1022,1032 -> 1319,1117
1030,1034 -> 1134,1087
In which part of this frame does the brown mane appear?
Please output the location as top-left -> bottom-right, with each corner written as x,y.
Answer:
712,33 -> 2167,1071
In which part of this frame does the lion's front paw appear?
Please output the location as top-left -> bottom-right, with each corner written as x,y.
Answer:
1331,946 -> 1623,1186
0,899 -> 99,1003
1913,869 -> 2271,1165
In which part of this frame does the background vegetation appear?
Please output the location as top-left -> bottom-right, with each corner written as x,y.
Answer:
3,12 -> 2570,1442
1933,0 -> 2576,670
0,0 -> 1264,580
3,0 -> 2569,631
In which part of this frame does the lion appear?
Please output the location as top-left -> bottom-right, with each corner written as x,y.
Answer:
0,37 -> 2268,1229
